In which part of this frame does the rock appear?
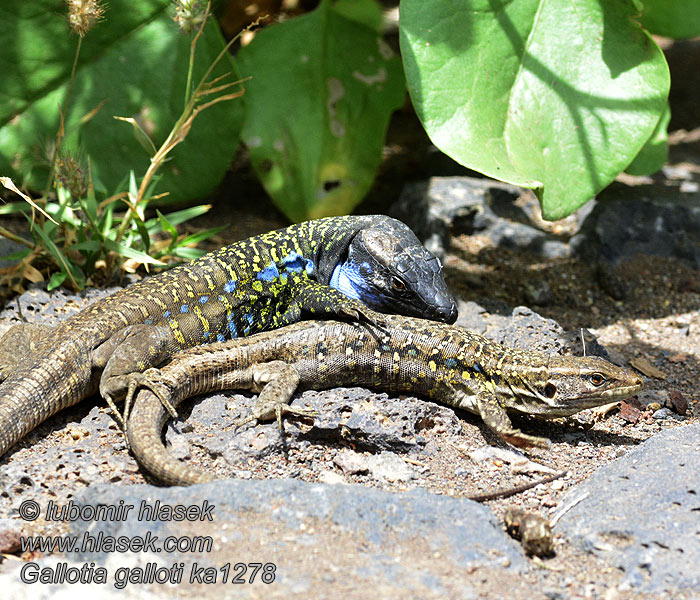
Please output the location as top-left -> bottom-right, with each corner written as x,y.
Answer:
365,451 -> 414,483
667,390 -> 688,415
489,306 -> 610,360
391,177 -> 571,259
41,478 -> 527,597
0,518 -> 23,554
555,423 -> 700,594
334,449 -> 370,475
571,184 -> 700,268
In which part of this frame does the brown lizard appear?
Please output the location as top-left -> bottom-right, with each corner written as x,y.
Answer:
125,314 -> 643,485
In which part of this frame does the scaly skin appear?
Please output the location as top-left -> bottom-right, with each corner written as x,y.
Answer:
0,216 -> 456,458
125,313 -> 643,485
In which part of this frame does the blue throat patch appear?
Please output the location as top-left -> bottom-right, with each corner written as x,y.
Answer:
330,261 -> 380,306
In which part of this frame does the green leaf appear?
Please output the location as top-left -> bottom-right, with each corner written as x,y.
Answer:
102,237 -> 165,265
1,248 -> 31,261
236,0 -> 405,221
178,225 -> 227,246
147,204 -> 212,230
171,247 -> 206,260
400,0 -> 670,220
32,224 -> 85,287
626,103 -> 670,176
0,202 -> 29,215
332,0 -> 383,32
0,0 -> 242,204
638,0 -> 700,39
157,209 -> 178,247
80,179 -> 99,225
48,272 -> 67,291
113,116 -> 158,156
70,240 -> 102,252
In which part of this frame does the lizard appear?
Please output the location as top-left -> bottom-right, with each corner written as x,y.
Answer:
124,313 -> 644,486
0,215 -> 457,459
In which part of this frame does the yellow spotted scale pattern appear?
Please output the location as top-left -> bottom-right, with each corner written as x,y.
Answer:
125,313 -> 644,485
0,216 -> 456,458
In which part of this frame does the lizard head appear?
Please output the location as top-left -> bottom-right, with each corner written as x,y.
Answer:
508,355 -> 644,418
329,217 -> 458,323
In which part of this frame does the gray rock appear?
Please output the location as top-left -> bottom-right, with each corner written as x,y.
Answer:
489,306 -> 610,360
333,449 -> 370,474
44,478 -> 526,598
365,451 -> 414,482
555,423 -> 700,594
391,177 -> 572,259
572,186 -> 700,267
0,284 -> 121,327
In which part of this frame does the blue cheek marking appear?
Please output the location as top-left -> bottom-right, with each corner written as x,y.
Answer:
257,262 -> 280,282
200,296 -> 209,304
331,262 -> 382,306
224,280 -> 236,293
180,305 -> 189,313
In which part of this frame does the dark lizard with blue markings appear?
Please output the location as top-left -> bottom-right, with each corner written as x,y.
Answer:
0,215 -> 456,458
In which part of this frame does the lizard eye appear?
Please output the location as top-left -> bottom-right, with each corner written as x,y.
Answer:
392,276 -> 406,291
544,383 -> 557,398
590,373 -> 606,386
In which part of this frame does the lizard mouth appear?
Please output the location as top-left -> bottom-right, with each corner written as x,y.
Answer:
514,379 -> 644,418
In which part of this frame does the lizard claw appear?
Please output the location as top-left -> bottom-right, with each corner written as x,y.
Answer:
126,370 -> 179,423
103,393 -> 125,429
103,371 -> 179,430
233,403 -> 317,430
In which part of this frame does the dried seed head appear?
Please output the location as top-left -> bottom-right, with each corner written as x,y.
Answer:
55,149 -> 88,198
66,0 -> 105,37
173,0 -> 207,34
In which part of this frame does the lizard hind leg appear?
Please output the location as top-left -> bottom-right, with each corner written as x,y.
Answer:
234,361 -> 316,429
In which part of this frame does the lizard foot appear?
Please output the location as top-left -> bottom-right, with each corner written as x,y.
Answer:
124,370 -> 179,424
103,371 -> 179,429
500,429 -> 551,450
233,403 -> 317,431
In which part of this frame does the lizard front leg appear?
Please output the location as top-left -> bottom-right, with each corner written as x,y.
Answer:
284,281 -> 387,328
93,324 -> 180,424
475,394 -> 552,449
235,361 -> 316,429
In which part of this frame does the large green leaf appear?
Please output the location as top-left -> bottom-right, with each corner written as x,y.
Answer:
236,0 -> 405,222
626,103 -> 670,176
0,0 -> 242,203
400,0 -> 670,220
638,0 -> 700,39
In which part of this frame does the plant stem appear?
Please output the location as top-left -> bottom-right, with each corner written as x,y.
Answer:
42,36 -> 83,203
0,226 -> 34,249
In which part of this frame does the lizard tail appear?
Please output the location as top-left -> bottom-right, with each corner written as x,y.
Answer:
126,387 -> 216,486
0,340 -> 93,458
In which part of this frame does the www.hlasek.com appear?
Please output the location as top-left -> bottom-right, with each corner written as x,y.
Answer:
16,499 -> 276,588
